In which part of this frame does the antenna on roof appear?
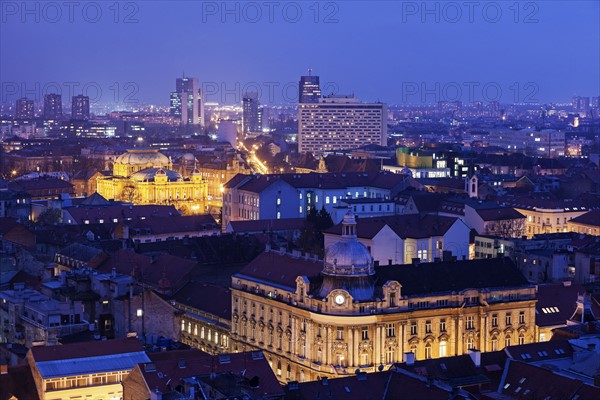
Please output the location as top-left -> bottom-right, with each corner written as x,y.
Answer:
308,67 -> 312,76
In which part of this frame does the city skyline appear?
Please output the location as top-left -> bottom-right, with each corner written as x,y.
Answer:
1,1 -> 599,107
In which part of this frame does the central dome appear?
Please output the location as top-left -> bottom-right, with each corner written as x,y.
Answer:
115,149 -> 170,166
322,210 -> 374,277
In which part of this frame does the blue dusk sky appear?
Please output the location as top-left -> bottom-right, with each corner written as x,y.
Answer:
1,0 -> 599,106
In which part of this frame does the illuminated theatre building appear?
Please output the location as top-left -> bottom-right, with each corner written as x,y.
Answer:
97,149 -> 207,214
230,211 -> 536,382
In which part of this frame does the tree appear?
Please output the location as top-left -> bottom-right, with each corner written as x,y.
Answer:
488,219 -> 526,238
296,207 -> 334,257
36,208 -> 62,225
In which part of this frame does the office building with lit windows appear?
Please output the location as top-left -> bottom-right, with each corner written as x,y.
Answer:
16,98 -> 34,119
298,96 -> 387,153
71,95 -> 90,120
43,93 -> 62,120
229,211 -> 536,382
299,72 -> 321,103
169,76 -> 205,126
242,92 -> 261,134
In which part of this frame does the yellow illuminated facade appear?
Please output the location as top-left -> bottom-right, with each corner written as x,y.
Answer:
97,149 -> 207,215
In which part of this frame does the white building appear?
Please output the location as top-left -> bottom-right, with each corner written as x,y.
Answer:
324,214 -> 471,265
298,96 -> 387,153
222,171 -> 414,231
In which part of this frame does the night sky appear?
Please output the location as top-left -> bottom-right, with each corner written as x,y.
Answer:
1,1 -> 599,105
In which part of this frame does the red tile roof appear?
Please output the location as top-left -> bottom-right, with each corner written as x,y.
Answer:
570,209 -> 600,227
30,338 -> 143,362
0,364 -> 39,400
475,207 -> 525,221
285,370 -> 453,400
127,214 -> 218,235
140,350 -> 283,398
226,171 -> 410,193
504,340 -> 573,362
236,250 -> 322,290
536,283 -> 583,327
97,250 -> 196,290
228,218 -> 305,233
499,360 -> 600,399
65,204 -> 179,224
173,282 -> 231,320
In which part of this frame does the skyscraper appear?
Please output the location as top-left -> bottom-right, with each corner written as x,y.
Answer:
572,96 -> 590,112
299,69 -> 321,103
298,95 -> 387,153
44,93 -> 62,120
242,92 -> 260,134
16,98 -> 34,119
71,95 -> 90,120
170,77 -> 204,126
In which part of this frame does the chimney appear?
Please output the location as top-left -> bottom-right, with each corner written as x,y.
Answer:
468,349 -> 481,367
405,352 -> 415,366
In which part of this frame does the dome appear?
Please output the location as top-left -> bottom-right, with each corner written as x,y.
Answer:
322,210 -> 374,277
130,167 -> 182,182
115,149 -> 170,166
180,153 -> 196,162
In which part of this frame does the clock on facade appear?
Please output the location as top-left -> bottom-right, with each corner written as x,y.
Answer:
334,294 -> 345,305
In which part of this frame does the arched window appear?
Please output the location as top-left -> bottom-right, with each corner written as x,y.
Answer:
439,341 -> 447,357
277,361 -> 282,376
491,336 -> 498,351
518,332 -> 525,345
425,342 -> 432,359
409,344 -> 418,360
505,335 -> 511,348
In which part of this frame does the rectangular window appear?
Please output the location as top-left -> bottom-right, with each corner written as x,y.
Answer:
519,311 -> 525,324
410,322 -> 417,336
506,313 -> 512,326
326,196 -> 330,204
387,323 -> 395,337
492,314 -> 498,327
361,326 -> 369,340
336,327 -> 344,340
425,320 -> 432,333
439,319 -> 446,332
466,316 -> 474,330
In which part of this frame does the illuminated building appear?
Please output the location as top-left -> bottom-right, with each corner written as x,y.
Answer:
16,98 -> 34,120
26,338 -> 150,400
243,92 -> 261,134
96,149 -> 207,214
299,71 -> 321,103
43,93 -> 62,120
71,95 -> 90,120
298,96 -> 387,154
170,76 -> 204,126
230,211 -> 536,382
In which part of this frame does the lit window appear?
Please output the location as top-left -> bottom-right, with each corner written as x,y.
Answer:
136,308 -> 143,317
326,196 -> 330,204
